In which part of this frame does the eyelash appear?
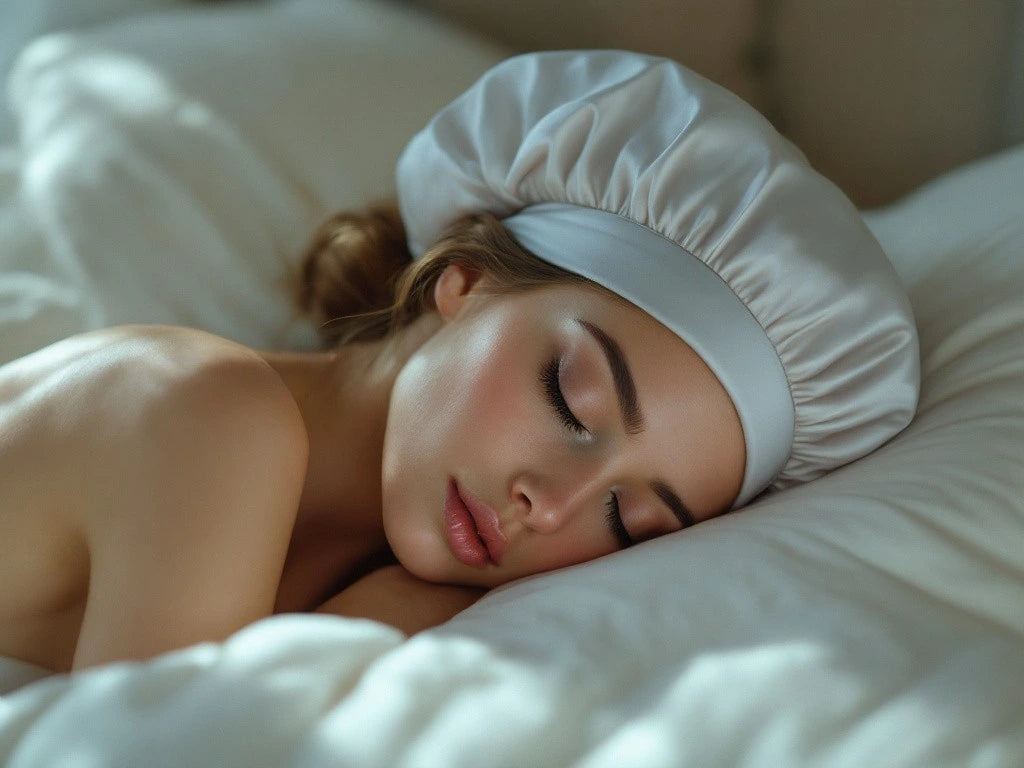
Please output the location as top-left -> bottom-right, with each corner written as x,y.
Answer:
605,492 -> 633,549
540,356 -> 633,549
540,356 -> 588,436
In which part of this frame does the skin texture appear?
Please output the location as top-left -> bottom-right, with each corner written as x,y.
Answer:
0,267 -> 744,673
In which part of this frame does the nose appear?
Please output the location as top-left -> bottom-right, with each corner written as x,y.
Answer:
510,465 -> 606,535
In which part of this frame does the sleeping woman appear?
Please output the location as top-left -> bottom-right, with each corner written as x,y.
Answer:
0,50 -> 919,675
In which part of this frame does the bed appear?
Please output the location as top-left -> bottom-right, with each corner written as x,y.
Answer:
1,1 -> 1022,765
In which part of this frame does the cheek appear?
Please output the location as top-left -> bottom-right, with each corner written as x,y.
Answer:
385,319 -> 540,480
441,315 -> 541,446
451,354 -> 557,487
462,360 -> 525,437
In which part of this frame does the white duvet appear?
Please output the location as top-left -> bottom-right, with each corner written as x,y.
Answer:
1,2 -> 1022,766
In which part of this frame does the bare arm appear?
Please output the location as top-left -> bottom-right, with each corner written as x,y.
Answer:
314,565 -> 487,636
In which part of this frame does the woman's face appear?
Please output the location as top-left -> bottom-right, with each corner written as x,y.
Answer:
381,265 -> 745,588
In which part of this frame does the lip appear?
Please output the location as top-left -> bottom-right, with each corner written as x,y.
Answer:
443,478 -> 507,568
455,480 -> 508,566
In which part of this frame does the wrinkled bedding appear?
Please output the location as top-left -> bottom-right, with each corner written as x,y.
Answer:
1,2 -> 1023,766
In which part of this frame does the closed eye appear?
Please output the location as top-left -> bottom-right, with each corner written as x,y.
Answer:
605,492 -> 633,548
540,356 -> 588,436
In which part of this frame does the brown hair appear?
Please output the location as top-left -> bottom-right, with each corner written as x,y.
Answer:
295,200 -> 593,346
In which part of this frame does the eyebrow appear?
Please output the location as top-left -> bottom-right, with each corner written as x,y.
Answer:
576,318 -> 697,529
577,319 -> 644,435
650,480 -> 696,529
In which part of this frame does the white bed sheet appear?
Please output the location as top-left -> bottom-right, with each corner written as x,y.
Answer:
1,2 -> 1022,766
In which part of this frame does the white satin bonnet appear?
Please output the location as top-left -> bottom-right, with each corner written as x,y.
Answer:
396,50 -> 920,507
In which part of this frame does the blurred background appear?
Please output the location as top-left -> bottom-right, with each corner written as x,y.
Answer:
2,0 -> 1021,208
406,0 -> 1024,208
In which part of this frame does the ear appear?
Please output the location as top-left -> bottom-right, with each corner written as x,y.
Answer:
433,263 -> 486,320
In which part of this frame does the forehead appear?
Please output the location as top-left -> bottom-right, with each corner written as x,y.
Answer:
516,281 -> 693,365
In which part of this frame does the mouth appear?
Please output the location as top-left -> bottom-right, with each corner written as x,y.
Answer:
443,478 -> 507,569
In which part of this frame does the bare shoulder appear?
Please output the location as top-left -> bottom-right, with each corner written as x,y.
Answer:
28,325 -> 312,519
2,324 -> 304,446
0,325 -> 310,670
4,323 -> 308,512
42,325 -> 309,669
113,325 -> 309,467
113,324 -> 310,531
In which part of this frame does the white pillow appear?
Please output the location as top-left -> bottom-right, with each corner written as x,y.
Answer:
1,0 -> 505,361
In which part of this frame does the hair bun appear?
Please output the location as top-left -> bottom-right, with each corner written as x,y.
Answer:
296,203 -> 412,345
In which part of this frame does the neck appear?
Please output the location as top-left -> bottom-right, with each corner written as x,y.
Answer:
259,314 -> 440,611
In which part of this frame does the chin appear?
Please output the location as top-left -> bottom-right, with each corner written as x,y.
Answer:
384,526 -> 448,583
395,540 -> 502,588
